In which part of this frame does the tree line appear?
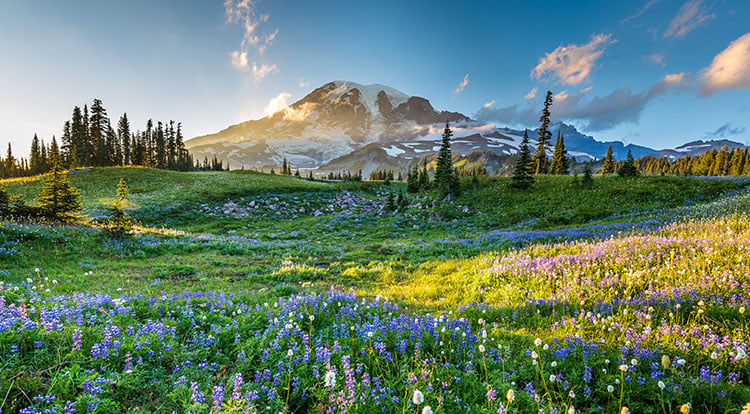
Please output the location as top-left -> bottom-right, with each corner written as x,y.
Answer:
634,146 -> 750,176
0,99 -> 216,179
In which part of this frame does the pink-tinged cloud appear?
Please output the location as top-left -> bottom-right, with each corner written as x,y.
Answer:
524,87 -> 537,100
700,33 -> 750,95
454,74 -> 469,96
252,63 -> 278,82
531,33 -> 615,86
664,0 -> 714,39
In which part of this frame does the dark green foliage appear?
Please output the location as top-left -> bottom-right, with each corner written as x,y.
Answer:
397,190 -> 408,210
511,129 -> 534,189
36,163 -> 82,221
581,163 -> 594,189
532,90 -> 553,174
618,149 -> 639,178
434,121 -> 460,199
418,159 -> 430,190
384,191 -> 396,212
600,144 -> 615,174
406,164 -> 420,193
0,183 -> 8,213
549,129 -> 569,175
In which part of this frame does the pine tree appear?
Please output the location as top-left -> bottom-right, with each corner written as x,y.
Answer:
511,129 -> 534,189
89,99 -> 108,167
618,149 -> 638,178
5,143 -> 15,177
532,91 -> 553,174
549,129 -> 569,175
36,161 -> 82,221
49,136 -> 60,166
107,178 -> 132,237
384,191 -> 396,212
435,121 -> 459,199
601,144 -> 615,174
118,114 -> 131,166
30,134 -> 41,175
581,163 -> 594,189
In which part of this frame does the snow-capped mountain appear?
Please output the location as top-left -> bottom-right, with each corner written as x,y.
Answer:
186,81 -> 468,170
185,80 -> 745,175
654,139 -> 749,159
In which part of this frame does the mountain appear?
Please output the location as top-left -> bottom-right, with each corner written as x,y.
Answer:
186,80 -> 744,175
654,139 -> 749,159
186,81 -> 469,170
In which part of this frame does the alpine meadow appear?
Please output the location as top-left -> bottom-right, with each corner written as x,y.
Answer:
3,2 -> 750,414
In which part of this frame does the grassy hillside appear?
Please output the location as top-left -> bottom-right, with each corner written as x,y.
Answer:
1,167 -> 332,218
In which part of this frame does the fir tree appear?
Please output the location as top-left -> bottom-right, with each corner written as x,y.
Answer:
601,144 -> 615,174
618,149 -> 638,178
581,163 -> 594,189
107,178 -> 132,237
384,191 -> 396,213
549,129 -> 569,175
511,129 -> 534,189
30,134 -> 42,175
118,114 -> 131,166
435,121 -> 459,199
36,161 -> 82,221
532,91 -> 553,174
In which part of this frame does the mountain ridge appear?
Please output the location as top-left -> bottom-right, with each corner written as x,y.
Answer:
185,80 -> 747,174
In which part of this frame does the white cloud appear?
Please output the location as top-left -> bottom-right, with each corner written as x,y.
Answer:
264,92 -> 292,117
531,33 -> 615,86
524,87 -> 538,100
664,0 -> 714,39
230,50 -> 248,70
453,74 -> 469,96
252,62 -> 278,82
225,0 -> 278,75
700,33 -> 750,95
482,100 -> 495,109
298,79 -> 310,89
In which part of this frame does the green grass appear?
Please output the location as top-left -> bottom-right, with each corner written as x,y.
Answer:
1,167 -> 331,216
3,169 -> 750,413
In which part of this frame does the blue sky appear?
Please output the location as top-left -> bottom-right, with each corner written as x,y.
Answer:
1,0 -> 749,156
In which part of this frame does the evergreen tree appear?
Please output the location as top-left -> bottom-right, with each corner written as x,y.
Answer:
601,144 -> 615,174
618,149 -> 638,178
118,114 -> 131,166
384,191 -> 396,212
49,136 -> 60,166
5,143 -> 15,177
89,99 -> 108,167
61,121 -> 73,167
532,91 -> 553,174
36,161 -> 82,221
581,163 -> 594,189
30,134 -> 42,175
434,121 -> 459,199
407,164 -> 420,193
549,129 -> 569,175
511,129 -> 534,189
107,178 -> 132,237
